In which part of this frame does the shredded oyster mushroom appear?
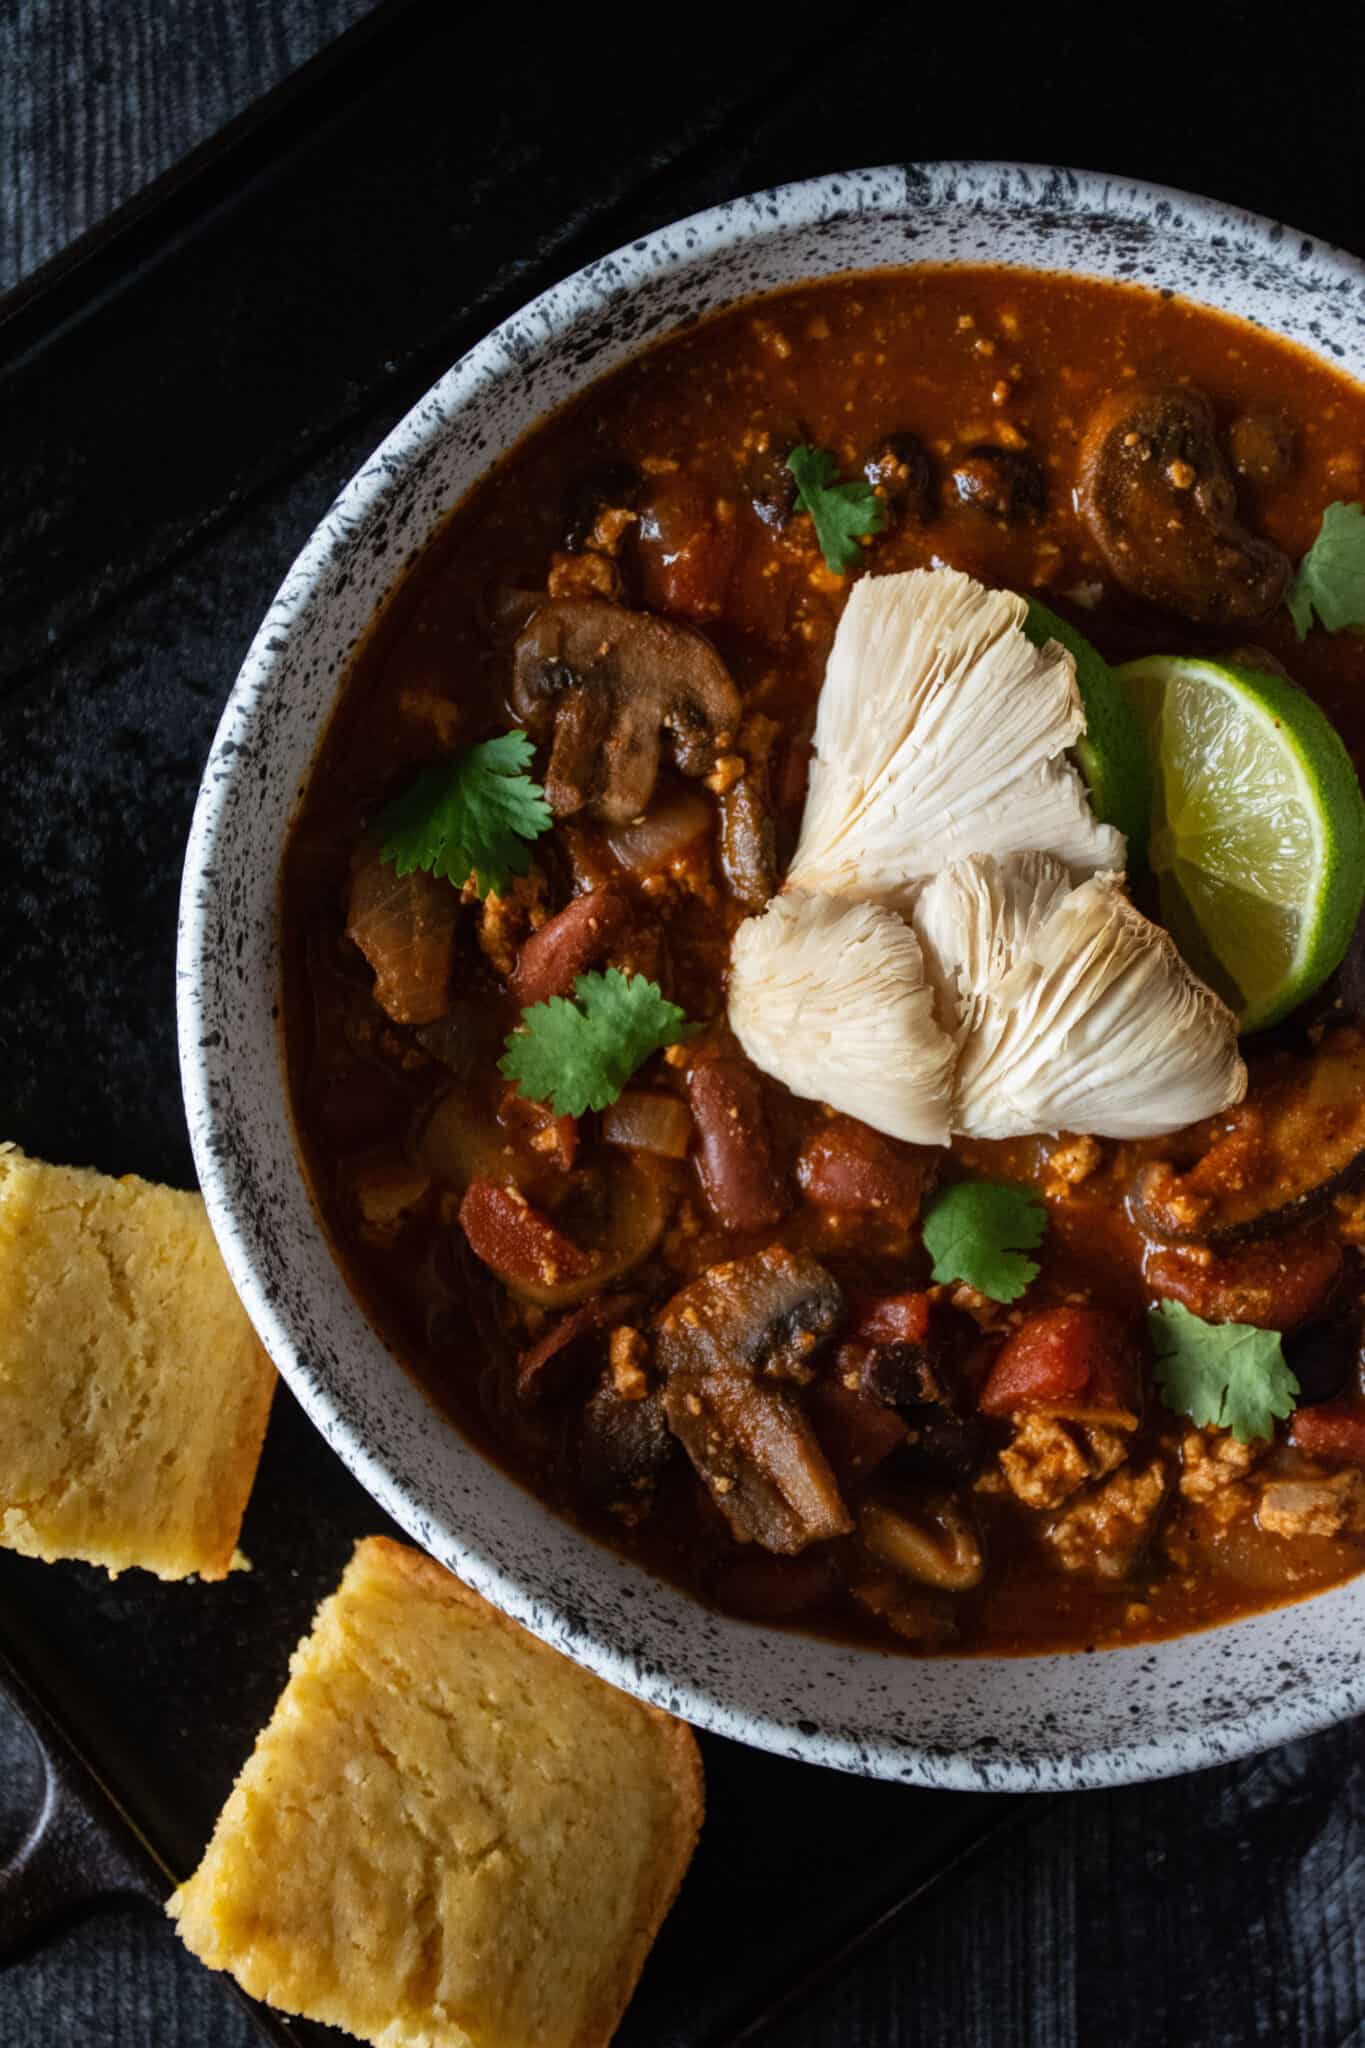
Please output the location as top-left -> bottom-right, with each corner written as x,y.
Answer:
728,892 -> 956,1146
913,853 -> 1248,1139
786,567 -> 1125,906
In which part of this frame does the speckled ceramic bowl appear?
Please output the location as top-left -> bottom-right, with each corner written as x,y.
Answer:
178,164 -> 1365,1789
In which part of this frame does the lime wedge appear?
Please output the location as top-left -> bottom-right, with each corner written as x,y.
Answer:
1116,653 -> 1365,1031
1024,598 -> 1150,861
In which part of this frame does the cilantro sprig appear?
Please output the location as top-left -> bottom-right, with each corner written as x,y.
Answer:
921,1179 -> 1047,1305
1286,501 -> 1365,640
378,730 -> 552,899
499,969 -> 697,1117
1149,1299 -> 1299,1444
786,444 -> 886,575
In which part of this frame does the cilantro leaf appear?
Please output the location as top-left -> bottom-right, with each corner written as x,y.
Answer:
786,444 -> 886,575
499,968 -> 697,1117
1286,501 -> 1365,640
921,1179 -> 1047,1304
379,730 -> 552,898
1149,1299 -> 1299,1444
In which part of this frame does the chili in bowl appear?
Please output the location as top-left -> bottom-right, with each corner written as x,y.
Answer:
179,164 -> 1365,1788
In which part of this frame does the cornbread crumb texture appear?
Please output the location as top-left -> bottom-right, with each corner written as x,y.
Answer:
0,1143 -> 275,1581
169,1537 -> 703,2048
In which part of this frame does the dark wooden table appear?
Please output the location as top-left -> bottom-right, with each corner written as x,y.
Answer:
4,3 -> 1365,2043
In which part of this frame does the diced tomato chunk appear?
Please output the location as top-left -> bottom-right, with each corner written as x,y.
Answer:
636,478 -> 739,622
1290,1404 -> 1365,1465
458,1179 -> 592,1288
1145,1231 -> 1341,1332
847,1291 -> 933,1348
796,1117 -> 934,1225
979,1306 -> 1140,1421
806,1379 -> 909,1489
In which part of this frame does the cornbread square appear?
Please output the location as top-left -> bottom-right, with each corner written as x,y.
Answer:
0,1143 -> 275,1580
169,1537 -> 704,2048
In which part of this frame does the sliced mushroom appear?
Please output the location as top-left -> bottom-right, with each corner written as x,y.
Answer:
1078,385 -> 1290,623
577,1375 -> 675,1501
346,838 -> 458,1026
1134,1029 -> 1365,1241
859,1493 -> 984,1592
913,853 -> 1246,1139
656,1248 -> 850,1553
1226,411 -> 1294,488
717,714 -> 779,912
785,568 -> 1124,908
728,892 -> 957,1147
655,1245 -> 845,1383
510,600 -> 742,826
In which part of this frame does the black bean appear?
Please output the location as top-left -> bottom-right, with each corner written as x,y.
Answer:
863,432 -> 933,521
952,445 -> 1046,524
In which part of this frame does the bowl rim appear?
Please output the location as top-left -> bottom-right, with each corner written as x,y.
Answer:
179,160 -> 1365,1790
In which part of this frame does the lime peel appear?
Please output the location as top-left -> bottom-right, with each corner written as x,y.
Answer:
1116,653 -> 1365,1031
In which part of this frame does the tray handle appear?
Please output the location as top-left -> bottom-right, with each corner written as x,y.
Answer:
0,1635 -> 310,2045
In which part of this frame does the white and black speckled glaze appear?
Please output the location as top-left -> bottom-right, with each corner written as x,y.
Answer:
178,164 -> 1365,1790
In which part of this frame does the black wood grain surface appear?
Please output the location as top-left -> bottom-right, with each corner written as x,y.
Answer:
0,0 -> 376,291
4,3 -> 1365,2044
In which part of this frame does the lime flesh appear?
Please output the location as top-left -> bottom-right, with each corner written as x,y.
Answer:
1116,654 -> 1365,1031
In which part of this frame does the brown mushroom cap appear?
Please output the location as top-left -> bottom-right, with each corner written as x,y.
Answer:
1078,385 -> 1290,624
510,598 -> 742,826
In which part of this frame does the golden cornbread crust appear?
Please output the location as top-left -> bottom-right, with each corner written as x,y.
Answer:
0,1143 -> 275,1580
169,1536 -> 704,2048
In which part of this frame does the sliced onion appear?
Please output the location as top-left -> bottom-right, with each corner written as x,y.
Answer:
415,1088 -> 514,1191
507,1158 -> 669,1308
602,1089 -> 693,1159
606,784 -> 713,876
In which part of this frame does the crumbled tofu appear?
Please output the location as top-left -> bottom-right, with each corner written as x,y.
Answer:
346,1156 -> 432,1247
1045,1461 -> 1168,1577
1259,1469 -> 1365,1539
470,867 -> 548,978
706,753 -> 746,796
1334,1192 -> 1365,1246
609,1326 -> 649,1403
999,1412 -> 1127,1509
397,687 -> 462,749
587,506 -> 638,556
1178,1428 -> 1264,1527
751,318 -> 792,360
1047,1134 -> 1103,1186
547,550 -> 623,602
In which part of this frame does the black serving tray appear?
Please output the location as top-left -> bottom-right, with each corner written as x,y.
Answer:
0,4 -> 1045,2039
13,1 -> 1365,2037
